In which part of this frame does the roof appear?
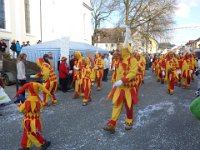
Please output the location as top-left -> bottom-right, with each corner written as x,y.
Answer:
22,39 -> 109,52
94,28 -> 127,43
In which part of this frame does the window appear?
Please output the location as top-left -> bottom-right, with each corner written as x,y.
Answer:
24,0 -> 30,33
0,0 -> 5,29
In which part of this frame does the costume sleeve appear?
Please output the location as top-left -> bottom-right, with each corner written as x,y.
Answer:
15,83 -> 30,97
121,57 -> 138,83
37,83 -> 52,96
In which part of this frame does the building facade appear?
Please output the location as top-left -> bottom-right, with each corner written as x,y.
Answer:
0,0 -> 93,52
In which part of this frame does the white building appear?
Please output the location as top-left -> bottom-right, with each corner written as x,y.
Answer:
0,0 -> 93,52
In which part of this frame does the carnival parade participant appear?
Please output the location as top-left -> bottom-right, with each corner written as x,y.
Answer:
31,54 -> 58,106
104,44 -> 138,133
111,50 -> 121,84
182,52 -> 193,88
176,54 -> 183,86
165,52 -> 178,95
81,57 -> 95,106
94,53 -> 104,91
16,82 -> 51,150
73,51 -> 83,99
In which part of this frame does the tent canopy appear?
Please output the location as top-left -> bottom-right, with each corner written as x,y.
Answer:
22,39 -> 109,53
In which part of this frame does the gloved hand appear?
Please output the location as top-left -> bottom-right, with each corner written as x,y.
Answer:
162,71 -> 165,76
190,70 -> 193,74
69,70 -> 73,74
30,75 -> 35,78
113,80 -> 123,88
73,66 -> 80,70
177,69 -> 181,75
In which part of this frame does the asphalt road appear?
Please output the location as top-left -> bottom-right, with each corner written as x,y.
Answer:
0,70 -> 199,150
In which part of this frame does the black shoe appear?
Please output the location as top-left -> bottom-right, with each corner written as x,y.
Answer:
41,141 -> 51,150
82,102 -> 88,106
0,114 -> 2,116
18,148 -> 30,150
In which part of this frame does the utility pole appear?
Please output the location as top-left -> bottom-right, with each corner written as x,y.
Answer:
40,0 -> 43,41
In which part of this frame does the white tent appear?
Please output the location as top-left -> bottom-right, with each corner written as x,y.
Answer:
21,38 -> 109,73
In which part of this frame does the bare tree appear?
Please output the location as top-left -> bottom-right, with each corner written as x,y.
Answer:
90,0 -> 118,45
117,0 -> 177,51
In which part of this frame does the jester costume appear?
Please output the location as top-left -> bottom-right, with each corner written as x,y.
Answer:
104,46 -> 138,133
182,53 -> 193,88
73,51 -> 83,98
34,57 -> 58,106
165,52 -> 178,95
82,57 -> 95,106
94,53 -> 104,90
16,82 -> 51,150
177,54 -> 183,86
159,56 -> 166,84
111,51 -> 121,84
133,52 -> 145,92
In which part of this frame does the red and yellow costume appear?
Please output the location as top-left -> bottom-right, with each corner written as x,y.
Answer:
133,52 -> 145,92
176,55 -> 183,86
94,53 -> 104,90
111,51 -> 121,84
165,52 -> 178,94
104,46 -> 138,132
34,58 -> 58,106
191,53 -> 198,80
159,56 -> 166,84
16,82 -> 51,149
181,53 -> 193,88
81,57 -> 95,105
73,51 -> 83,98
155,58 -> 162,82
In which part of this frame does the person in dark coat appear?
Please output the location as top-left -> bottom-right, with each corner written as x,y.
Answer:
0,39 -> 7,60
59,57 -> 70,92
10,40 -> 16,58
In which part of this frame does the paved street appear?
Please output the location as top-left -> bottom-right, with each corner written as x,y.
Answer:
0,70 -> 199,150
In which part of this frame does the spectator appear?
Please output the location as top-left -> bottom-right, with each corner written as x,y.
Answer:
16,53 -> 27,97
37,40 -> 42,44
21,41 -> 26,48
103,54 -> 110,82
16,41 -> 21,57
10,40 -> 16,58
25,41 -> 30,46
59,57 -> 70,92
0,39 -> 7,60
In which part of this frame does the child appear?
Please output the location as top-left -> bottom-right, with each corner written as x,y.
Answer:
16,82 -> 51,150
